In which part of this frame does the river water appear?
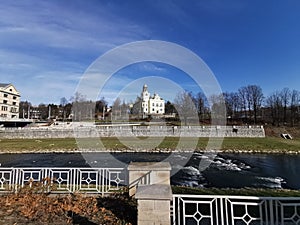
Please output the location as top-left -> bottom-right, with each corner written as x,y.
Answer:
0,152 -> 299,189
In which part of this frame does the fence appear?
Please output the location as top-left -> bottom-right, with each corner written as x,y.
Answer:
172,194 -> 300,225
0,167 -> 125,196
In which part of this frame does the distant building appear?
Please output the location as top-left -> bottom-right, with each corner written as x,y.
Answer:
0,83 -> 20,119
133,84 -> 165,118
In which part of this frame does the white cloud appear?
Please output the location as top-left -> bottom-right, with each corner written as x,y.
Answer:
0,1 -> 150,52
0,1 -> 155,105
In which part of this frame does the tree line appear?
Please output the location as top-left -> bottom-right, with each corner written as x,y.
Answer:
19,85 -> 300,126
19,93 -> 107,121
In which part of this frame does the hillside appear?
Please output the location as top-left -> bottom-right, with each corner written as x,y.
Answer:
264,125 -> 300,139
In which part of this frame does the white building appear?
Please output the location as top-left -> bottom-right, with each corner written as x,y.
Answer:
134,84 -> 165,118
0,83 -> 20,119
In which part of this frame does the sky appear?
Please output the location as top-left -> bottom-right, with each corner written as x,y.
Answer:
1,0 -> 300,105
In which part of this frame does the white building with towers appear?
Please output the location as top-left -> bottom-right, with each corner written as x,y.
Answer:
133,84 -> 165,118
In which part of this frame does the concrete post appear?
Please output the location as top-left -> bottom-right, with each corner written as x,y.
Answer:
128,162 -> 171,197
135,184 -> 172,225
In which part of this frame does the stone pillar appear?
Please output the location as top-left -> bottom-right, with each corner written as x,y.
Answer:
128,162 -> 171,197
135,184 -> 172,225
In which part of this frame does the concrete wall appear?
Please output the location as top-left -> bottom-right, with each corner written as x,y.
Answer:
0,125 -> 265,139
135,185 -> 172,225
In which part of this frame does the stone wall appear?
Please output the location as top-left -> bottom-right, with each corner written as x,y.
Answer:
0,125 -> 265,139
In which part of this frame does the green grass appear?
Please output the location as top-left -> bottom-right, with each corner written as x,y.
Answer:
0,137 -> 300,153
221,137 -> 300,152
0,138 -> 78,152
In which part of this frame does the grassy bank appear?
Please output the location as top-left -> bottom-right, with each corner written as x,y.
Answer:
0,137 -> 300,153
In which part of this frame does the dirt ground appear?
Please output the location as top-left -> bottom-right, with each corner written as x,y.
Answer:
264,125 -> 300,138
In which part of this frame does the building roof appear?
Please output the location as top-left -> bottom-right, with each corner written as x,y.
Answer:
0,83 -> 10,88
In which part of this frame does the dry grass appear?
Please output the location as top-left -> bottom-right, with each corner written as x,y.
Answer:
1,136 -> 300,153
0,181 -> 136,225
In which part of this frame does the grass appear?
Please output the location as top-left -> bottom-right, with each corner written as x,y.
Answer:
221,137 -> 300,152
0,137 -> 300,153
0,138 -> 78,152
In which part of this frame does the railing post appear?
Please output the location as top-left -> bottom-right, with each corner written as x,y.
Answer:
128,162 -> 172,225
135,184 -> 172,225
128,162 -> 171,197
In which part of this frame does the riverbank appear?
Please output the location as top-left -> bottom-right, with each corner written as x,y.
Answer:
0,137 -> 300,154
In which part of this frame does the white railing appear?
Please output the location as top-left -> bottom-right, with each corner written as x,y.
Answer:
172,194 -> 300,225
0,167 -> 125,196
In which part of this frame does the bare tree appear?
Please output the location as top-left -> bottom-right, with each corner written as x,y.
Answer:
238,85 -> 264,124
209,93 -> 226,124
290,90 -> 300,126
19,101 -> 32,119
70,92 -> 94,121
266,91 -> 282,126
238,87 -> 248,120
174,91 -> 198,125
249,85 -> 264,124
280,88 -> 291,124
193,92 -> 209,120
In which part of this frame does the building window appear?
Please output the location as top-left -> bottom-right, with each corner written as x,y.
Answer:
13,96 -> 17,100
9,89 -> 12,91
1,106 -> 8,111
13,102 -> 16,105
152,108 -> 154,111
4,94 -> 8,98
11,107 -> 17,113
152,103 -> 154,106
3,100 -> 8,104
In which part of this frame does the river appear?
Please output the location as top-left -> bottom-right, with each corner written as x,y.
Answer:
0,152 -> 299,189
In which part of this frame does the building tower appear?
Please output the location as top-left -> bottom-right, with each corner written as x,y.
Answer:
141,84 -> 150,117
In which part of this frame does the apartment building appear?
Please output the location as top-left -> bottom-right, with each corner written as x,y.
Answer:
0,83 -> 20,119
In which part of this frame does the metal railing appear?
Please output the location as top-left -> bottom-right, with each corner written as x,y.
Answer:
172,194 -> 300,225
0,167 -> 125,196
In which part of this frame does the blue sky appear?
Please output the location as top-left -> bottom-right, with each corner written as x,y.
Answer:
1,0 -> 300,105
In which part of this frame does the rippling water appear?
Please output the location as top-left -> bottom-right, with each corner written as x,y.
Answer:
0,152 -> 299,189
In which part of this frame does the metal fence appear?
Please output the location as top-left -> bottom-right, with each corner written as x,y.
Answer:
172,194 -> 300,225
0,167 -> 125,196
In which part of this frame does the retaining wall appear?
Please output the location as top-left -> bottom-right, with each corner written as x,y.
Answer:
0,125 -> 265,139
